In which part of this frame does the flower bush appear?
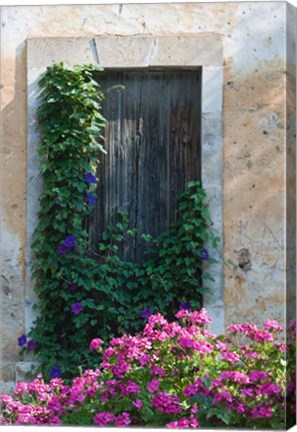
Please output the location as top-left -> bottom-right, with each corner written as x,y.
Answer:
1,309 -> 295,428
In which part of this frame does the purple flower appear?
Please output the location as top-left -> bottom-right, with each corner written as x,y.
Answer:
86,193 -> 96,206
179,301 -> 192,311
140,307 -> 153,319
27,340 -> 36,351
71,302 -> 84,314
68,282 -> 77,291
18,334 -> 27,347
85,172 -> 96,184
50,367 -> 62,378
57,244 -> 69,255
201,248 -> 209,261
64,235 -> 76,248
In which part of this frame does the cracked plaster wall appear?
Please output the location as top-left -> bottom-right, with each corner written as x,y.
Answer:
0,2 -> 295,387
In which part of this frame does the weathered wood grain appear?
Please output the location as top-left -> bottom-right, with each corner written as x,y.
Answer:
88,69 -> 201,261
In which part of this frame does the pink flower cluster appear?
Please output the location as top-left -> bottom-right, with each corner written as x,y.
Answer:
175,308 -> 212,326
184,377 -> 211,398
93,411 -> 114,426
89,338 -> 103,351
151,392 -> 182,414
213,390 -> 233,404
0,308 -> 294,430
147,379 -> 160,393
227,322 -> 275,344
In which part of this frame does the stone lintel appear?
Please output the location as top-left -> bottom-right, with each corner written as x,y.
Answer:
94,34 -> 223,68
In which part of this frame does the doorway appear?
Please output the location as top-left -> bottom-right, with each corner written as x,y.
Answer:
88,68 -> 202,261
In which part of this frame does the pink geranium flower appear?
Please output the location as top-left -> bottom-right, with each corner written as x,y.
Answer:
251,404 -> 273,419
216,340 -> 227,351
213,391 -> 233,404
93,412 -> 114,426
147,379 -> 160,393
120,381 -> 140,396
150,365 -> 166,376
152,391 -> 182,414
139,354 -> 151,366
132,398 -> 143,409
148,313 -> 168,327
221,350 -> 240,363
253,329 -> 274,343
241,388 -> 254,398
220,371 -> 249,384
259,382 -> 281,396
89,338 -> 103,351
115,412 -> 131,426
249,370 -> 268,382
264,319 -> 282,331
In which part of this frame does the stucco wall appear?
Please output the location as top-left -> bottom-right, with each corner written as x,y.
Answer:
0,2 -> 295,388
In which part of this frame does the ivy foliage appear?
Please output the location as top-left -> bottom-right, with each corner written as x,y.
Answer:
29,62 -> 220,380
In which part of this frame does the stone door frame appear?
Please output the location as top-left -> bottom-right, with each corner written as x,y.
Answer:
26,34 -> 224,334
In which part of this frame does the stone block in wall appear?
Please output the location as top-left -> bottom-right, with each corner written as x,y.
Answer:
202,66 -> 223,114
150,35 -> 223,67
0,381 -> 15,395
202,151 -> 223,188
201,114 -> 223,152
95,35 -> 153,68
15,361 -> 39,382
27,37 -> 96,69
0,362 -> 16,382
205,306 -> 225,336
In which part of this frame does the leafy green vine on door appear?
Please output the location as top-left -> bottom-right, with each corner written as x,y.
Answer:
26,62 -> 220,379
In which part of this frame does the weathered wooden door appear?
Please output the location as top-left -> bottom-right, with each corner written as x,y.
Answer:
88,69 -> 201,261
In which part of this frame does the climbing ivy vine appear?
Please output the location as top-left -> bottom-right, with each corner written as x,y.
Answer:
27,62 -> 220,380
